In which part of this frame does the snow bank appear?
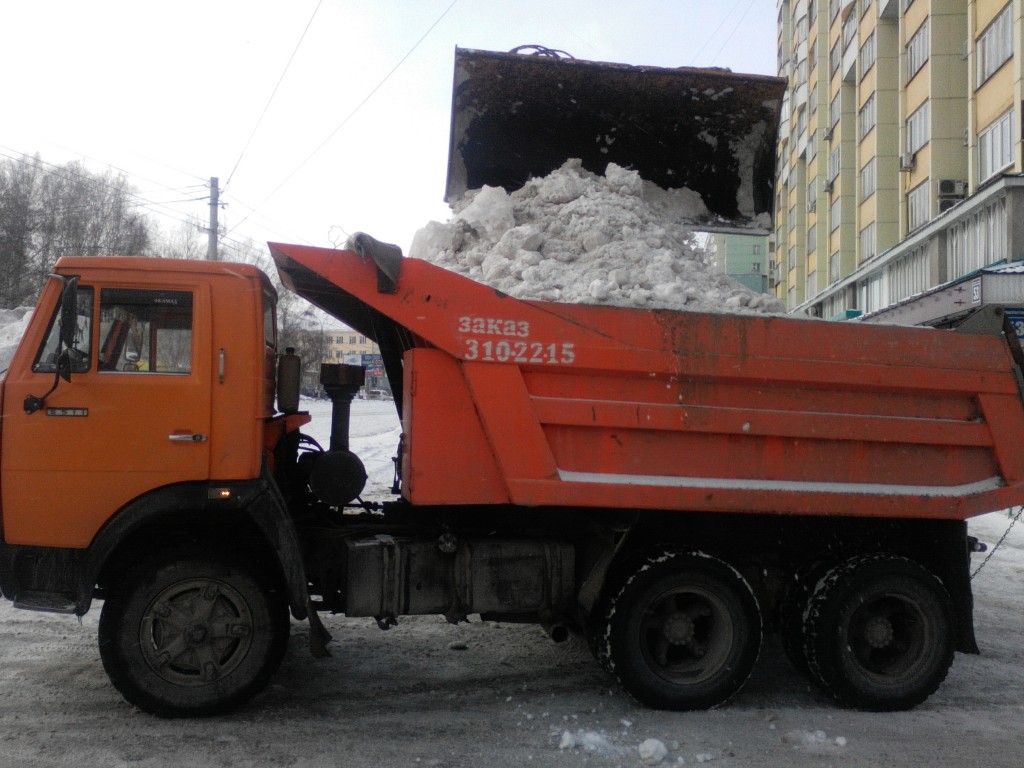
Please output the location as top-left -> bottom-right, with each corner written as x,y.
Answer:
0,307 -> 33,371
409,159 -> 784,314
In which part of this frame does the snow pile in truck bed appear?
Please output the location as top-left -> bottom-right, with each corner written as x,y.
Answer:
409,159 -> 784,313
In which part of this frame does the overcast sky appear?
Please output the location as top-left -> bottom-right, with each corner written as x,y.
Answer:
1,0 -> 778,256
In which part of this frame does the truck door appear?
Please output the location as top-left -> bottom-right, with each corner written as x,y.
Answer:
1,283 -> 212,549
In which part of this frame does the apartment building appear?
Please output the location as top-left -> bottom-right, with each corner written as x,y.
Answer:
705,233 -> 773,293
775,0 -> 1024,321
297,325 -> 389,396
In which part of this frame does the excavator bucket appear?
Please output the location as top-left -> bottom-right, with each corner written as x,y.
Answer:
447,47 -> 786,229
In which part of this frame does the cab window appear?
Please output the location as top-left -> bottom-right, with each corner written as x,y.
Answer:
33,286 -> 94,374
98,289 -> 193,373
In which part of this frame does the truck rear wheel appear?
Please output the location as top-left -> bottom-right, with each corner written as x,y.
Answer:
778,560 -> 833,676
601,551 -> 761,710
803,554 -> 955,711
98,549 -> 289,717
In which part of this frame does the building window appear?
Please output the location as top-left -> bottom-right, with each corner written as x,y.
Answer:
831,0 -> 843,21
788,245 -> 798,273
859,222 -> 876,261
809,85 -> 818,116
977,4 -> 1012,86
978,109 -> 1014,182
889,245 -> 930,303
809,0 -> 817,25
947,197 -> 1008,278
906,101 -> 930,154
828,147 -> 841,182
908,181 -> 929,231
808,223 -> 817,254
860,158 -> 876,200
858,92 -> 876,141
830,196 -> 842,232
859,272 -> 888,313
830,39 -> 841,75
859,32 -> 876,78
349,335 -> 357,344
829,93 -> 842,129
843,13 -> 858,49
829,250 -> 842,282
906,19 -> 929,82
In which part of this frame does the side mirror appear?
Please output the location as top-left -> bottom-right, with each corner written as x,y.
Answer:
59,276 -> 80,351
24,275 -> 81,414
56,349 -> 73,384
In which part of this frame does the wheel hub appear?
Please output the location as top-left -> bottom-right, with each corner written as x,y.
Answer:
185,623 -> 209,645
863,615 -> 895,649
661,613 -> 696,645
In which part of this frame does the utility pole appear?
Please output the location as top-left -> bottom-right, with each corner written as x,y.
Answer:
207,176 -> 219,261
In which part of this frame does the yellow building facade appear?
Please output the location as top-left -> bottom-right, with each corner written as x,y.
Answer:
776,0 -> 1024,318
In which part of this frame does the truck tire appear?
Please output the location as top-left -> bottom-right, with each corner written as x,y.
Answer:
98,549 -> 290,717
803,554 -> 955,711
601,551 -> 761,710
778,560 -> 833,677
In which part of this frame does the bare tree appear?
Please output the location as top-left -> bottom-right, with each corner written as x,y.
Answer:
0,154 -> 151,308
149,218 -> 206,261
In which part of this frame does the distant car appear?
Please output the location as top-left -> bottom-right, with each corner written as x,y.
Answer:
365,389 -> 389,400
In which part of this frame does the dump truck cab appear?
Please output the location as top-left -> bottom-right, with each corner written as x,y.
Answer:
0,257 -> 300,614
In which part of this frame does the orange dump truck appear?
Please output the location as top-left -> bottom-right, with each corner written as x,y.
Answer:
2,241 -> 1024,718
0,50 -> 1020,717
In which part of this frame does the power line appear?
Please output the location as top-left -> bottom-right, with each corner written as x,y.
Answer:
224,0 -> 324,191
689,0 -> 744,66
227,0 -> 460,237
709,0 -> 758,67
0,147 -> 208,234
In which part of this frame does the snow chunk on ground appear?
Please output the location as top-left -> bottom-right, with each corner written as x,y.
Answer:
410,160 -> 784,314
638,738 -> 669,764
781,729 -> 848,753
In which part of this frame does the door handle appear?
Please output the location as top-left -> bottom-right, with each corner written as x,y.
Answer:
168,433 -> 208,443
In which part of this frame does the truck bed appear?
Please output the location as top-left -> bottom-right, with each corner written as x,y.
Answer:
270,242 -> 1024,521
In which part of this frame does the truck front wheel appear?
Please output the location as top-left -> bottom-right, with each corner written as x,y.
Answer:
601,551 -> 762,710
803,554 -> 955,711
98,549 -> 289,717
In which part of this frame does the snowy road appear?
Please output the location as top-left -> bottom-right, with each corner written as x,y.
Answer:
303,397 -> 403,499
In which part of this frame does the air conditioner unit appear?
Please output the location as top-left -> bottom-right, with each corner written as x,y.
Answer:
824,127 -> 834,142
937,179 -> 967,197
899,152 -> 916,172
939,198 -> 962,213
823,179 -> 834,193
807,198 -> 817,213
